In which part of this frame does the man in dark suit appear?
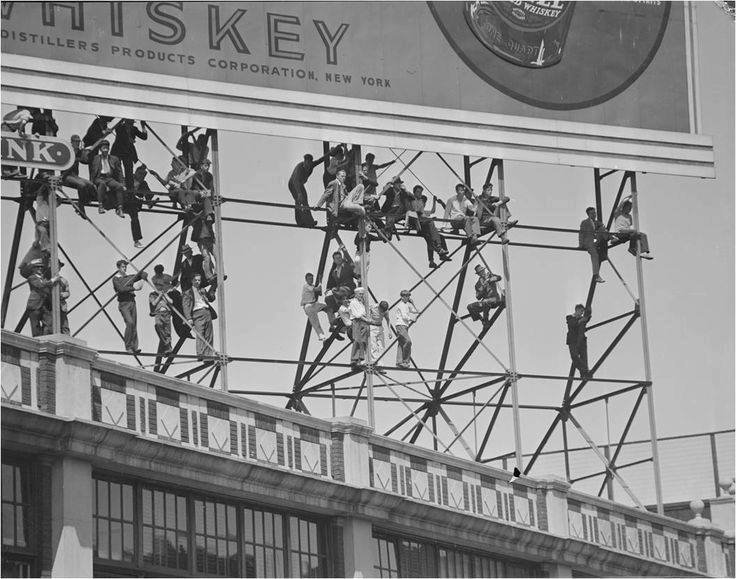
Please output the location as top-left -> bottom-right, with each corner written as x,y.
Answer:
61,134 -> 95,218
324,245 -> 358,327
566,304 -> 592,378
579,207 -> 605,283
288,153 -> 324,227
111,118 -> 148,190
91,140 -> 126,218
25,260 -> 61,337
182,273 -> 216,360
380,176 -> 411,240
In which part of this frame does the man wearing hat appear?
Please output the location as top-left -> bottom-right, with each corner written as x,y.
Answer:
26,259 -> 61,337
394,290 -> 419,368
566,304 -> 592,378
380,176 -> 411,240
90,139 -> 126,217
112,259 -> 148,354
347,287 -> 372,369
61,134 -> 95,219
476,183 -> 517,244
406,185 -> 450,268
176,244 -> 207,294
150,264 -> 176,354
467,265 -> 503,325
42,262 -> 71,335
445,183 -> 481,242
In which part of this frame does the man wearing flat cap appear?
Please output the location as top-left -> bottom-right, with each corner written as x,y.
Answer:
394,289 -> 419,368
112,259 -> 148,354
467,264 -> 503,326
26,259 -> 61,337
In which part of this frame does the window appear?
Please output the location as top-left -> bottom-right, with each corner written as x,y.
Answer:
194,500 -> 238,576
243,508 -> 285,577
374,531 -> 542,578
288,515 -> 326,578
93,479 -> 135,563
1,463 -> 29,550
375,536 -> 399,578
92,474 -> 330,577
141,488 -> 188,571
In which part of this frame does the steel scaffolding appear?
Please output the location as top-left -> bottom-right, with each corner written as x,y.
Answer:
1,119 -> 664,512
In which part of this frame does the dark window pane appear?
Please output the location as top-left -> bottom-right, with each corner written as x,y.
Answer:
244,544 -> 256,577
244,508 -> 254,542
166,529 -> 177,568
274,515 -> 283,548
110,483 -> 121,520
255,511 -> 264,544
123,523 -> 134,562
2,504 -> 15,545
142,489 -> 152,525
97,481 -> 109,518
227,505 -> 236,540
290,553 -> 300,579
265,546 -> 275,577
154,491 -> 164,526
166,493 -> 176,530
98,519 -> 109,559
388,541 -> 397,570
206,502 -> 215,536
14,468 -> 22,503
177,496 -> 187,531
308,522 -> 317,554
256,545 -> 265,577
110,521 -> 122,561
299,520 -> 309,552
207,537 -> 217,574
195,500 -> 205,534
14,506 -> 25,548
275,548 -> 285,577
177,532 -> 188,569
122,485 -> 133,522
154,527 -> 165,566
216,503 -> 226,536
301,554 -> 310,577
142,526 -> 153,565
196,534 -> 205,572
290,518 -> 298,553
1,464 -> 13,501
229,551 -> 240,577
264,512 -> 274,547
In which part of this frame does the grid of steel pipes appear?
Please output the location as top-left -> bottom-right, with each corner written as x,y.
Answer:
1,125 -> 664,512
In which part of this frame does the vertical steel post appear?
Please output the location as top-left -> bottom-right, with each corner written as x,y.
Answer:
630,172 -> 663,514
1,203 -> 26,328
210,131 -> 228,391
48,178 -> 61,334
497,161 -> 524,470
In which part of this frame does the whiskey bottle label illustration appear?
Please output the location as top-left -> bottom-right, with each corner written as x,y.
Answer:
465,1 -> 576,68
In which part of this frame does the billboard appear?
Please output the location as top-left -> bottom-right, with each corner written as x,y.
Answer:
1,1 -> 694,133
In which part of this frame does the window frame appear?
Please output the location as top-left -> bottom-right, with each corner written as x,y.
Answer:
1,457 -> 38,577
92,471 -> 332,578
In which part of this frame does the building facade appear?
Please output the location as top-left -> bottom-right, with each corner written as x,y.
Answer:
1,330 -> 732,578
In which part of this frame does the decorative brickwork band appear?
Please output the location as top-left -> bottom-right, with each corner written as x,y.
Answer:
330,432 -> 344,482
37,352 -> 56,414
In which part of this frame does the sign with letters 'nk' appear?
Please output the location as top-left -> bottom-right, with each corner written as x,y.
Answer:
1,133 -> 74,171
1,1 -> 694,133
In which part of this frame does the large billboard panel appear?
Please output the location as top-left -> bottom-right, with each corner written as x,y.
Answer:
1,1 -> 694,133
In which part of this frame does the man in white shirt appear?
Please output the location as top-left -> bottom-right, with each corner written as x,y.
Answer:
444,184 -> 480,241
301,272 -> 330,341
613,197 -> 653,260
369,300 -> 392,365
348,287 -> 371,368
394,289 -> 419,368
183,273 -> 216,360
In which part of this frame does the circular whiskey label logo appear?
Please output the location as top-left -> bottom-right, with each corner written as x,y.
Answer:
431,1 -> 671,109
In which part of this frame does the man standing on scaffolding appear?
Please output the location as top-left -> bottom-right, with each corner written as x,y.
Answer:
113,260 -> 147,354
25,260 -> 62,337
183,273 -> 216,361
348,287 -> 371,369
394,290 -> 418,368
566,304 -> 592,378
150,265 -> 175,355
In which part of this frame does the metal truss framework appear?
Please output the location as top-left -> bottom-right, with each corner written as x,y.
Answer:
1,122 -> 664,513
